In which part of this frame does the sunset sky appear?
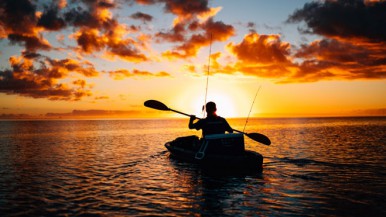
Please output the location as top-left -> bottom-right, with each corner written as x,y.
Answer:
1,0 -> 385,118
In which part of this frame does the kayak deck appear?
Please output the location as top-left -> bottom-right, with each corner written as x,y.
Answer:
165,134 -> 263,172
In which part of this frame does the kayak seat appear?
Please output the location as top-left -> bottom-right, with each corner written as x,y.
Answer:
202,133 -> 245,155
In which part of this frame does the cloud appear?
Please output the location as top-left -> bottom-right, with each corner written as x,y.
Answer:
37,4 -> 66,31
0,0 -> 229,63
204,31 -> 386,83
0,0 -> 37,36
108,69 -> 171,80
130,12 -> 153,22
204,33 -> 294,79
160,18 -> 235,59
282,0 -> 386,82
63,1 -> 117,29
194,0 -> 385,83
65,1 -> 149,62
0,0 -> 149,62
44,109 -> 148,118
95,96 -> 110,100
291,38 -> 386,82
8,34 -> 51,51
131,0 -> 234,59
287,0 -> 386,42
0,0 -> 55,51
132,0 -> 212,21
0,113 -> 32,119
72,25 -> 148,62
0,53 -> 99,101
1,0 -> 384,104
0,0 -> 69,51
228,33 -> 291,64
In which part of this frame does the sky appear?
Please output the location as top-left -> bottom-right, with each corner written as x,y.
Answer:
0,0 -> 385,119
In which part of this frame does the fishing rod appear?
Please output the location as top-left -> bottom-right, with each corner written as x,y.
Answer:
203,33 -> 213,118
243,85 -> 262,133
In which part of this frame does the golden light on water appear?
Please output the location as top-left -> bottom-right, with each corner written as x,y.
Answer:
0,0 -> 385,119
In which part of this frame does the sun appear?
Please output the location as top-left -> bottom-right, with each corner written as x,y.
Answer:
193,92 -> 236,118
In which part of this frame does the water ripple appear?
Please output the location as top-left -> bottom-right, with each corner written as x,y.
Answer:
0,118 -> 385,216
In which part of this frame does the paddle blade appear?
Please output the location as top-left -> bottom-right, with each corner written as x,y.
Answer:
144,100 -> 170,111
246,133 -> 271,146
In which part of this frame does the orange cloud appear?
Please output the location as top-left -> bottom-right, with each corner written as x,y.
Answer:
203,31 -> 386,83
0,0 -> 66,51
67,1 -> 149,62
94,96 -> 110,100
228,33 -> 291,64
3,0 -> 149,63
0,53 -> 98,101
290,39 -> 386,82
108,69 -> 171,80
72,25 -> 148,62
205,33 -> 294,79
161,18 -> 235,59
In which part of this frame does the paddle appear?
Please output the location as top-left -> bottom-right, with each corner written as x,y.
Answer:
144,99 -> 271,145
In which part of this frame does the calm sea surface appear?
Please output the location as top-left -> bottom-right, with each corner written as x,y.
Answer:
0,117 -> 385,216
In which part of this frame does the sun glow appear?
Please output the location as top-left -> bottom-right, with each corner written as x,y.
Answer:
193,92 -> 236,118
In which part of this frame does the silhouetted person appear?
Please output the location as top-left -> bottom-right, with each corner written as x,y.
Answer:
189,101 -> 233,137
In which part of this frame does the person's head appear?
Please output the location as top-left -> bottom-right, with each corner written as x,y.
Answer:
205,101 -> 217,115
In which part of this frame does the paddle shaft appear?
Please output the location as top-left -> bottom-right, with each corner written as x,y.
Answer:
172,108 -> 247,136
144,100 -> 270,145
169,108 -> 194,118
170,108 -> 270,145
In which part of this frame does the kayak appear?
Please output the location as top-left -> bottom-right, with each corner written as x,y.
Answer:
165,133 -> 263,172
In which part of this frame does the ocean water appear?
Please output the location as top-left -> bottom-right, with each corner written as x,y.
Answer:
0,117 -> 385,216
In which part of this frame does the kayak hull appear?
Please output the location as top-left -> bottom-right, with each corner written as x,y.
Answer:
164,135 -> 263,172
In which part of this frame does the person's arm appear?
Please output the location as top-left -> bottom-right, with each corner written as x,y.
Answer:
188,115 -> 196,129
224,119 -> 233,133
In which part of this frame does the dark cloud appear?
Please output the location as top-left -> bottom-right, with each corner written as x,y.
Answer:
0,113 -> 32,119
98,0 -> 116,8
0,0 -> 68,50
8,33 -> 51,51
37,5 -> 66,30
64,7 -> 109,29
281,0 -> 386,82
0,53 -> 99,101
155,22 -> 186,42
130,12 -> 153,22
21,51 -> 43,59
162,0 -> 210,16
131,0 -> 211,16
0,0 -> 37,35
287,0 -> 386,42
107,41 -> 148,62
75,29 -> 104,53
293,39 -> 386,81
0,0 -> 51,52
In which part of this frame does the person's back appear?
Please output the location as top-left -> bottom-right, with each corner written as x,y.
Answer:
189,101 -> 233,136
